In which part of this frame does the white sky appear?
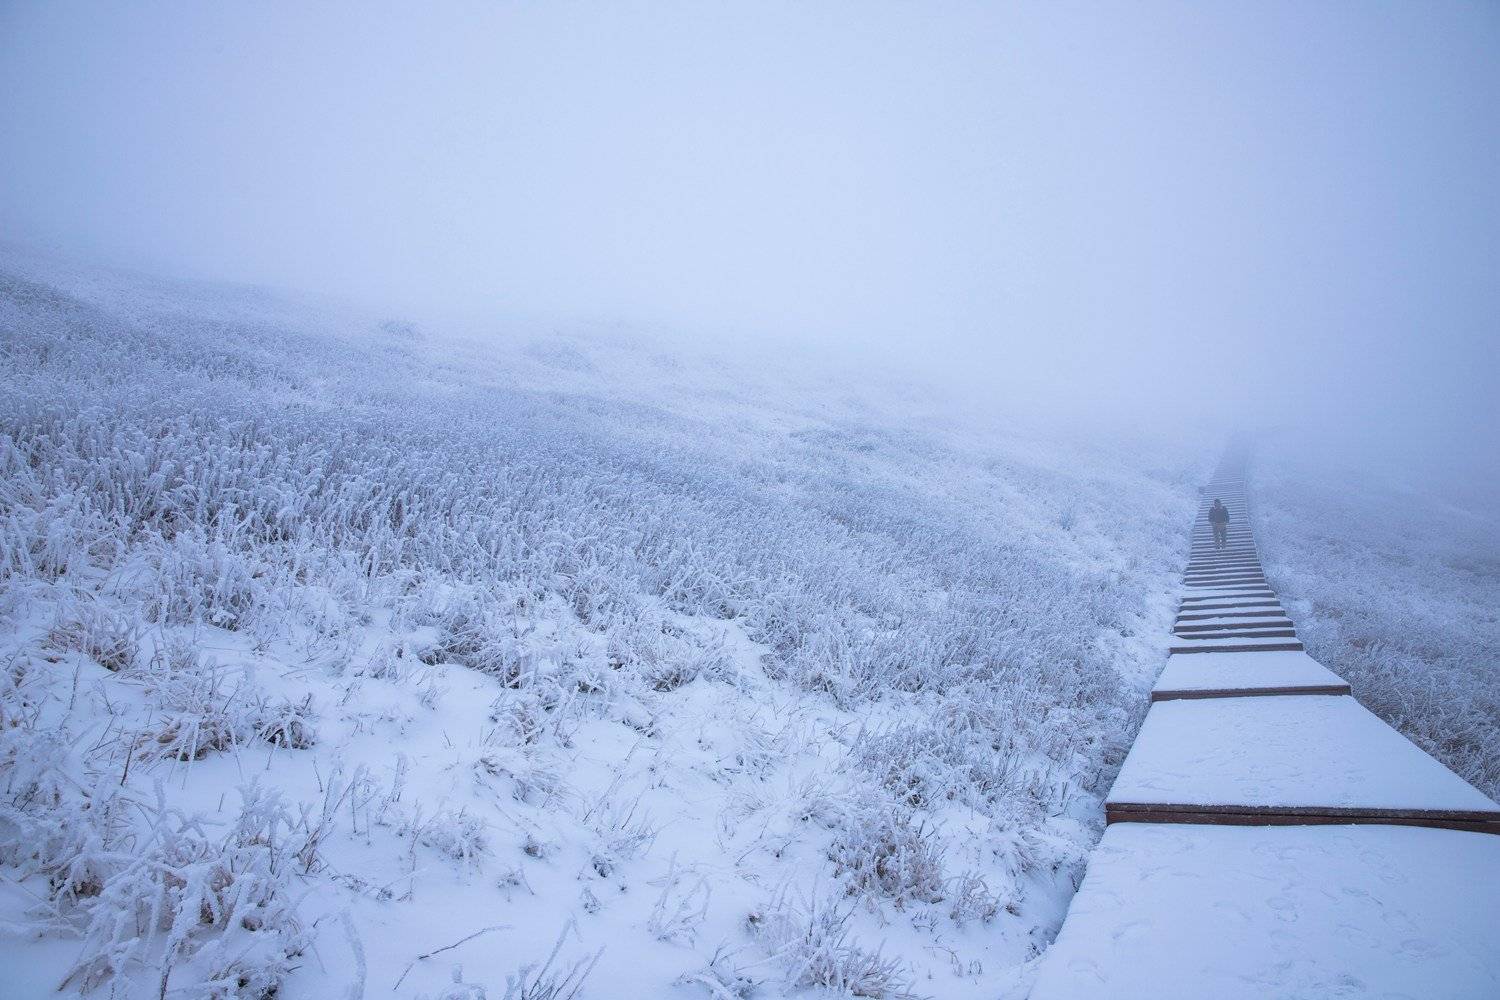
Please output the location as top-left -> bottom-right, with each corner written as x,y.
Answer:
2,1 -> 1497,477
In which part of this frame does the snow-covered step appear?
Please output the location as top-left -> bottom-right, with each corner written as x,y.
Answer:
1170,630 -> 1297,643
1180,585 -> 1273,597
1172,620 -> 1294,635
1184,566 -> 1264,576
1182,581 -> 1272,591
1167,638 -> 1304,654
1175,601 -> 1282,615
1182,577 -> 1269,587
1172,616 -> 1293,630
1182,566 -> 1266,575
1173,620 -> 1290,632
1028,824 -> 1500,1000
1178,589 -> 1277,602
1107,695 -> 1500,830
1182,578 -> 1266,587
1175,608 -> 1286,622
1184,565 -> 1264,573
1177,592 -> 1278,606
1151,650 -> 1349,701
1170,628 -> 1297,642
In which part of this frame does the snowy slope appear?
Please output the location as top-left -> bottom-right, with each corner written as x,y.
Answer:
1254,447 -> 1500,801
0,253 -> 1200,999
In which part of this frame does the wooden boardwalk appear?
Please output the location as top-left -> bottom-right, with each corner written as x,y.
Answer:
1028,451 -> 1500,998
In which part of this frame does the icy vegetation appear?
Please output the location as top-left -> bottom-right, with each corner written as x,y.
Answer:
0,255 -> 1198,998
1257,454 -> 1500,800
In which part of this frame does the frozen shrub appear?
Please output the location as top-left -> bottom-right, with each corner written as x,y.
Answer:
646,856 -> 710,943
489,680 -> 583,749
419,591 -> 537,685
142,532 -> 267,630
828,802 -> 947,908
364,642 -> 418,683
0,778 -> 130,908
1,724 -> 71,811
0,655 -> 42,731
501,921 -> 601,1000
607,613 -> 733,693
946,871 -> 1009,925
250,693 -> 318,750
60,785 -> 307,997
421,808 -> 492,868
0,493 -> 112,581
751,892 -> 919,1000
47,603 -> 140,673
852,724 -> 963,810
475,741 -> 564,806
139,659 -> 246,761
673,948 -> 760,1000
580,786 -> 657,877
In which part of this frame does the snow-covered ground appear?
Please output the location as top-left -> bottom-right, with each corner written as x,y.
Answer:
1256,448 -> 1500,801
1028,823 -> 1500,999
0,251 -> 1203,998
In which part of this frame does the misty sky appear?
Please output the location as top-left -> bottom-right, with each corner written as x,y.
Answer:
2,2 -> 1497,464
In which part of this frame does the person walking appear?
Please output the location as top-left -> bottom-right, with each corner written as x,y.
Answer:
1209,498 -> 1230,550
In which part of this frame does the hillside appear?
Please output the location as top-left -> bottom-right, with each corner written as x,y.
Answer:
0,256 -> 1200,999
1256,450 -> 1500,800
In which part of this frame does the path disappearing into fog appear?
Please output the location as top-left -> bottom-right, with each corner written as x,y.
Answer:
1027,447 -> 1500,998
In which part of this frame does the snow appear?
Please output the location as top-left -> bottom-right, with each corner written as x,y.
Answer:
1028,823 -> 1500,1000
1108,695 -> 1500,817
1152,650 -> 1349,700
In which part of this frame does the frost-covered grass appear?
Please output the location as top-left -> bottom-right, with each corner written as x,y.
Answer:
0,253 -> 1198,998
1257,449 -> 1500,800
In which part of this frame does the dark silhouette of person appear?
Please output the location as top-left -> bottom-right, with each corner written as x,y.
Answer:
1209,498 -> 1230,550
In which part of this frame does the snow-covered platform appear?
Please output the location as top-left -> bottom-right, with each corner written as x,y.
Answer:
1107,695 -> 1500,830
1028,823 -> 1500,1000
1152,650 -> 1349,701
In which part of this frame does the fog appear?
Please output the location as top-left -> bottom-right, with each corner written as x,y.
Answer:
2,2 -> 1497,484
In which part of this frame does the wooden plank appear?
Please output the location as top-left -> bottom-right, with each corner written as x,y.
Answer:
1150,683 -> 1350,702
